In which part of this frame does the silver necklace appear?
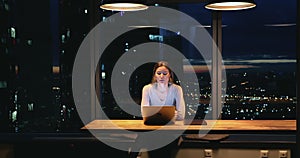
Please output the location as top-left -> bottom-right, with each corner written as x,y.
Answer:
156,89 -> 168,102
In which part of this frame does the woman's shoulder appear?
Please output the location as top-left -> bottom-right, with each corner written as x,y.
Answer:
169,83 -> 183,90
143,83 -> 154,90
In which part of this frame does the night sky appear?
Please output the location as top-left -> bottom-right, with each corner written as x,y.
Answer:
178,0 -> 297,59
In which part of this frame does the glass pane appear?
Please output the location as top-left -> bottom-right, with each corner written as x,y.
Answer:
221,0 -> 297,120
98,3 -> 213,120
0,0 -> 90,133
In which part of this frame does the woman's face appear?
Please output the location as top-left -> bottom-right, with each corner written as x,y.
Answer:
155,66 -> 170,84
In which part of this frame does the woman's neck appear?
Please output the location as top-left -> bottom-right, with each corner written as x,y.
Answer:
156,82 -> 168,91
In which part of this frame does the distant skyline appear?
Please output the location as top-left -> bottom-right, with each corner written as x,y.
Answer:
183,58 -> 296,73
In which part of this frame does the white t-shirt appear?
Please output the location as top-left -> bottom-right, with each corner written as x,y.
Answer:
141,83 -> 185,120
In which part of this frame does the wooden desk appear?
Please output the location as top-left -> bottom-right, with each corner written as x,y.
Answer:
82,120 -> 297,158
82,119 -> 296,133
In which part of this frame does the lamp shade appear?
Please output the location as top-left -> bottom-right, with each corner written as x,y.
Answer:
205,0 -> 256,11
100,0 -> 148,11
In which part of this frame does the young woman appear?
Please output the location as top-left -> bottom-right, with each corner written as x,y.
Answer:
141,61 -> 185,120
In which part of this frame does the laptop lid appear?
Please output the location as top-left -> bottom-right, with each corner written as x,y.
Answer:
142,106 -> 175,125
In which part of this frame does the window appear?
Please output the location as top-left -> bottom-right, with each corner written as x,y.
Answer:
0,0 -> 297,133
221,0 -> 297,120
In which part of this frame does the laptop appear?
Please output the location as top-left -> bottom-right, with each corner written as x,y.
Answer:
141,106 -> 176,125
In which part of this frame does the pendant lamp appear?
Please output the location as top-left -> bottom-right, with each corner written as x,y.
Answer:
100,0 -> 148,11
205,0 -> 256,11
